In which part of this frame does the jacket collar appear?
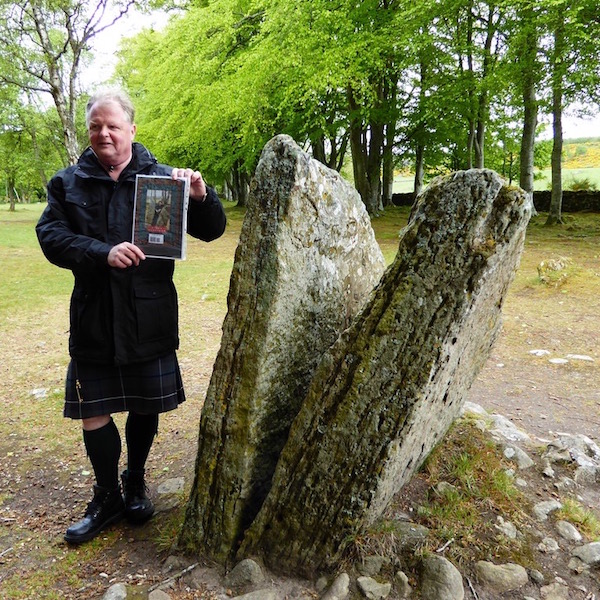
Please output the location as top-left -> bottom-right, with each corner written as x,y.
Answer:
76,143 -> 158,179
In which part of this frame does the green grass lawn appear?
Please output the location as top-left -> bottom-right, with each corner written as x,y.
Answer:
534,166 -> 600,191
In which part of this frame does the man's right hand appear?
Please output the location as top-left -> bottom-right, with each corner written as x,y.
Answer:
108,242 -> 146,268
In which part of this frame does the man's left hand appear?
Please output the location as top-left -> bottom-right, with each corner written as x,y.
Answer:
172,168 -> 207,201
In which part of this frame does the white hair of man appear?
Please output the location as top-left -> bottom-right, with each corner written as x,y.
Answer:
85,88 -> 135,128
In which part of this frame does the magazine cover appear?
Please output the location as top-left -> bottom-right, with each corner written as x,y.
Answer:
132,175 -> 190,260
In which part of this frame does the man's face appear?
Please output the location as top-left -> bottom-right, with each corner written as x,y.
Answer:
88,100 -> 136,168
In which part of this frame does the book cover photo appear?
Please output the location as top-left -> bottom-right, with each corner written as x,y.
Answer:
132,175 -> 190,260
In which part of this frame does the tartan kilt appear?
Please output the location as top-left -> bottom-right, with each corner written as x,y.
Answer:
64,352 -> 186,419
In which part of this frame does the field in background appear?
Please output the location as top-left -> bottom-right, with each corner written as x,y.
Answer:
394,137 -> 600,194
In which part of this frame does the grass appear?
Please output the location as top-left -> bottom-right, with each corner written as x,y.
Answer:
556,498 -> 600,541
534,167 -> 600,191
2,198 -> 600,597
416,421 -> 531,563
354,420 -> 535,574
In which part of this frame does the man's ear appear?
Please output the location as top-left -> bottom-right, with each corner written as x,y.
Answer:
131,123 -> 137,138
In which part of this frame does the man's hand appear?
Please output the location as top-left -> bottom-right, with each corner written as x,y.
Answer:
108,242 -> 145,268
172,167 -> 207,201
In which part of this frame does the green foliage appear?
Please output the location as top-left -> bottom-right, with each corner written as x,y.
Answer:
2,0 -> 600,203
566,176 -> 598,191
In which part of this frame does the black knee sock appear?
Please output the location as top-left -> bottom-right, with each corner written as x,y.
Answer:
125,412 -> 159,473
83,419 -> 121,490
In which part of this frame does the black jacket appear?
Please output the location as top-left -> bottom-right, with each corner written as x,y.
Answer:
36,143 -> 226,366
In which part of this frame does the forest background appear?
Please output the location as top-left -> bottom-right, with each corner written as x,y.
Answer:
0,0 -> 599,220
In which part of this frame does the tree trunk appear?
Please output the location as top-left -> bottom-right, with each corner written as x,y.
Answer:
312,136 -> 327,166
546,14 -> 565,226
312,132 -> 348,172
8,177 -> 16,212
519,82 -> 537,196
382,123 -> 394,207
518,4 -> 538,200
465,4 -> 475,170
382,75 -> 397,208
229,160 -> 250,207
347,86 -> 384,215
30,3 -> 81,164
413,142 -> 425,199
474,4 -> 498,169
474,106 -> 485,169
413,54 -> 427,199
239,170 -> 532,576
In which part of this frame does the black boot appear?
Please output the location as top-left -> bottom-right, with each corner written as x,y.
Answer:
121,469 -> 154,524
64,485 -> 125,544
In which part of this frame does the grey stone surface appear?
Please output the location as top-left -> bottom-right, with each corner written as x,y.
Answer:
230,591 -> 278,600
503,444 -> 535,469
242,169 -> 532,572
101,584 -> 127,600
357,576 -> 392,599
571,541 -> 600,566
474,561 -> 529,593
183,134 -> 385,558
223,558 -> 265,591
395,571 -> 412,598
555,520 -> 582,542
420,555 -> 464,600
321,572 -> 350,600
533,499 -> 563,521
357,555 -> 389,577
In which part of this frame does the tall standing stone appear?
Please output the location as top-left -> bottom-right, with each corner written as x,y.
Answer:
180,135 -> 386,561
240,169 -> 532,575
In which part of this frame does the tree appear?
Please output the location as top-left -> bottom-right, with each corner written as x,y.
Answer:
115,0 -> 600,214
542,0 -> 600,225
0,86 -> 63,208
0,0 -> 136,164
511,0 -> 541,199
116,0 -> 274,204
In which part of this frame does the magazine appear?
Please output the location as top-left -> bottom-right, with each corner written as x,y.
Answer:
132,175 -> 190,260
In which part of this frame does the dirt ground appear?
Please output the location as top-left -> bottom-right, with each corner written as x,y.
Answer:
1,208 -> 599,599
1,305 -> 599,599
470,312 -> 600,445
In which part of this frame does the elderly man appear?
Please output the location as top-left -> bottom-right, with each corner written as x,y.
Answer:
36,88 -> 226,544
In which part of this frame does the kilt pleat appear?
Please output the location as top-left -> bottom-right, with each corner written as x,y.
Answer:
64,352 -> 186,419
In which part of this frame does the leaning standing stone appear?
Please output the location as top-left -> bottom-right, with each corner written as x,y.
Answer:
241,170 -> 532,574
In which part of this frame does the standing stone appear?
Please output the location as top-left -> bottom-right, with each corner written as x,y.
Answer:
240,169 -> 531,574
180,135 -> 386,561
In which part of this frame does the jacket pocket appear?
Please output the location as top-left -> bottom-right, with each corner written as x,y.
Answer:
63,183 -> 107,238
133,281 -> 178,344
69,287 -> 110,350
